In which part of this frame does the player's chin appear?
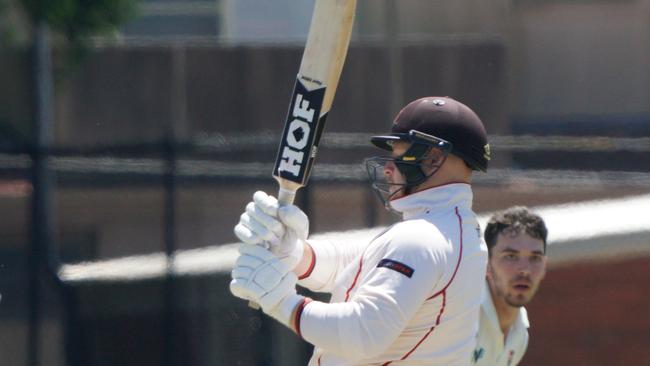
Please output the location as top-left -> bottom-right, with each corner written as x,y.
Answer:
506,292 -> 532,307
506,297 -> 529,308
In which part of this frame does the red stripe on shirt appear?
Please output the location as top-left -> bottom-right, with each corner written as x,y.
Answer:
345,256 -> 364,302
383,206 -> 465,365
382,291 -> 448,366
427,206 -> 464,300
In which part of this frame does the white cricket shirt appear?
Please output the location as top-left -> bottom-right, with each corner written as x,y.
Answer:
297,183 -> 488,365
472,282 -> 529,366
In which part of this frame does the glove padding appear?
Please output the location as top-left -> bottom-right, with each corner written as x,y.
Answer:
234,191 -> 307,270
230,245 -> 304,327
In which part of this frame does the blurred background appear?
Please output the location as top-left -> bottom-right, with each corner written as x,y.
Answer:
1,0 -> 649,365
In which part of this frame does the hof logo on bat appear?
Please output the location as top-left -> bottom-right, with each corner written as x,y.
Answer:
274,77 -> 327,185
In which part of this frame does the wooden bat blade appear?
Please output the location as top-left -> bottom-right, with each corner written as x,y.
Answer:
299,0 -> 356,113
273,0 -> 357,206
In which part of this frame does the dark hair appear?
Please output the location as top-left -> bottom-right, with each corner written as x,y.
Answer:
484,206 -> 548,255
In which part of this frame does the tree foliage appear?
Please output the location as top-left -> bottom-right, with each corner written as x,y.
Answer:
21,0 -> 138,42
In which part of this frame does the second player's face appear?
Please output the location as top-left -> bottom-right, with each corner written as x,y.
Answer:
384,141 -> 410,199
487,232 -> 547,308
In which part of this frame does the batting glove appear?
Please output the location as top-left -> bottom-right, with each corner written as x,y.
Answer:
230,244 -> 305,329
233,191 -> 307,270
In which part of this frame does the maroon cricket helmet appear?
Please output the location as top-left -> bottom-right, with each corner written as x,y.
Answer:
371,96 -> 490,172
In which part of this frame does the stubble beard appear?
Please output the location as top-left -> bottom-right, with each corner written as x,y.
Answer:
492,270 -> 535,308
503,290 -> 530,308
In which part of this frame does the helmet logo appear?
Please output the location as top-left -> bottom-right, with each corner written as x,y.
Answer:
432,99 -> 446,106
483,144 -> 491,160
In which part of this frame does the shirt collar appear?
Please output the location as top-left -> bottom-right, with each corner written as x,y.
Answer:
517,306 -> 530,329
482,281 -> 502,332
389,183 -> 473,220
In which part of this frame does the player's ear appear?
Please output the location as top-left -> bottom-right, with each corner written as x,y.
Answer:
422,148 -> 445,170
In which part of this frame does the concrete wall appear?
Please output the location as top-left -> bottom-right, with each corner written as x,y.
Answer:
509,1 -> 650,119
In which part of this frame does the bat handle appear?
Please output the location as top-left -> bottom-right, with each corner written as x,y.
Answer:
277,186 -> 297,206
248,186 -> 298,310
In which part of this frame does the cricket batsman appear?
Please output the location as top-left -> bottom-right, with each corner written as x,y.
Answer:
231,96 -> 492,365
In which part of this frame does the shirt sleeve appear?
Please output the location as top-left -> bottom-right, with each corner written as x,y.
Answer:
299,225 -> 448,360
297,237 -> 368,293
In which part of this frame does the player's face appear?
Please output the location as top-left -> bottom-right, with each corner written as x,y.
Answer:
487,232 -> 547,308
383,141 -> 410,199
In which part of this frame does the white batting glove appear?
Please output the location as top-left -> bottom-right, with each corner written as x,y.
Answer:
230,245 -> 304,328
233,191 -> 307,270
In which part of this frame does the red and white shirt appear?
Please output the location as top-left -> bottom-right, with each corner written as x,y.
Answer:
472,282 -> 529,366
297,183 -> 488,365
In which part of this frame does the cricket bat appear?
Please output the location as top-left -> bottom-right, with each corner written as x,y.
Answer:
249,0 -> 356,309
273,0 -> 356,205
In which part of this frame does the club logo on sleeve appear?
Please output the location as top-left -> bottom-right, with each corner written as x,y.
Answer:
377,259 -> 414,278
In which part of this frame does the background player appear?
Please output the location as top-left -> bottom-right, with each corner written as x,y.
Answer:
472,206 -> 548,366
